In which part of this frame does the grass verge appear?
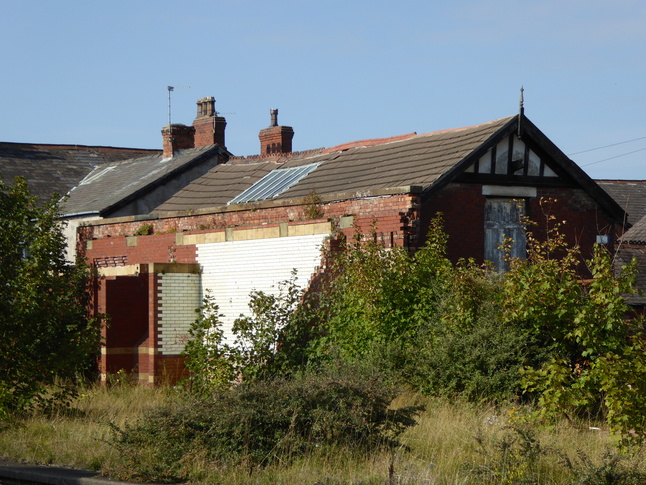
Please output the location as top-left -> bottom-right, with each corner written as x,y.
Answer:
1,383 -> 645,484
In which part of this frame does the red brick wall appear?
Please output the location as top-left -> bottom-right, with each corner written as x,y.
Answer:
421,183 -> 619,266
83,192 -> 420,386
80,193 -> 420,262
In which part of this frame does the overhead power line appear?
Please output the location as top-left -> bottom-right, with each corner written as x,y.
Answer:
568,135 -> 646,156
580,146 -> 646,167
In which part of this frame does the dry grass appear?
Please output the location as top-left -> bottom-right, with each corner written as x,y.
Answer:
1,385 -> 645,484
0,381 -> 174,471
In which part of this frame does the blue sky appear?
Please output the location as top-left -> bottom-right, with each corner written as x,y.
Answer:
1,0 -> 645,179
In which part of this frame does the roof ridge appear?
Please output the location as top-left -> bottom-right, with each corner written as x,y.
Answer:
322,133 -> 418,154
415,115 -> 515,138
320,116 -> 515,155
0,141 -> 160,153
230,148 -> 324,162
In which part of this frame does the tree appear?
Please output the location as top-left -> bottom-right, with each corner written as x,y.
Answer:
503,213 -> 646,447
0,176 -> 102,416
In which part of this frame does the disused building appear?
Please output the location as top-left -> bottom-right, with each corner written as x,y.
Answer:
68,100 -> 627,384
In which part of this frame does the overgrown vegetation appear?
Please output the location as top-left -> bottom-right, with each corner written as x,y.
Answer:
133,223 -> 154,236
2,188 -> 646,482
3,384 -> 646,484
175,206 -> 646,480
109,365 -> 421,482
0,176 -> 102,417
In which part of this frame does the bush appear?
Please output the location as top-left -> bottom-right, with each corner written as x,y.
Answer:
181,292 -> 234,395
0,176 -> 102,416
108,364 -> 422,482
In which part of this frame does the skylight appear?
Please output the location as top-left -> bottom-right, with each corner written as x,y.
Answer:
228,163 -> 319,205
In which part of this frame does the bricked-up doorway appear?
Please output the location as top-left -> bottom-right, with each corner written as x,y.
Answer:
103,275 -> 149,380
484,198 -> 526,271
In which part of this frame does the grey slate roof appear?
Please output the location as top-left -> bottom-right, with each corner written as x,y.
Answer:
0,142 -> 159,205
620,216 -> 646,245
156,116 -> 514,213
596,180 -> 646,226
596,181 -> 646,245
614,246 -> 646,306
62,145 -> 224,216
595,181 -> 646,304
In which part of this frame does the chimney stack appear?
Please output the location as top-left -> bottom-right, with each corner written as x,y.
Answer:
162,124 -> 195,158
259,109 -> 294,155
193,97 -> 227,149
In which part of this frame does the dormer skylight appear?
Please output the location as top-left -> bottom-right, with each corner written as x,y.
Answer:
228,163 -> 319,205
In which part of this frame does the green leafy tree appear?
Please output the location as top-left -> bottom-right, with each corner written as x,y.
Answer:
504,214 -> 646,447
0,176 -> 102,415
314,218 -> 452,359
231,270 -> 305,380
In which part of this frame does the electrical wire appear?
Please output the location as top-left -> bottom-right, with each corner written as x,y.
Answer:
580,146 -> 646,167
568,135 -> 646,156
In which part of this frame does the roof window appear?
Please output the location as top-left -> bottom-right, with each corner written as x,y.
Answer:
228,163 -> 319,205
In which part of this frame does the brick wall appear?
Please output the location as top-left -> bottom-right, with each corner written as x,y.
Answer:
422,183 -> 619,267
197,232 -> 330,339
79,193 -> 419,251
158,272 -> 201,355
82,192 -> 420,384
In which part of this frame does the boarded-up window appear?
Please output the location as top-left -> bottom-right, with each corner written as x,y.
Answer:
484,198 -> 526,271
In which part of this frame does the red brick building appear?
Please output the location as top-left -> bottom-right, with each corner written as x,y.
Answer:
74,104 -> 626,385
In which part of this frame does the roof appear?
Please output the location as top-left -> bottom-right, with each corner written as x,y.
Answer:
62,144 -> 226,217
156,116 -> 515,213
155,149 -> 325,212
620,216 -> 646,245
594,181 -> 646,245
596,180 -> 646,226
0,142 -> 159,205
614,245 -> 646,306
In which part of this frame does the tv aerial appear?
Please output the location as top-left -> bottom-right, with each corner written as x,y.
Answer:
167,85 -> 191,125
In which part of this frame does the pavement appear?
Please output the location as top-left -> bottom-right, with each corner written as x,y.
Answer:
0,460 -> 159,484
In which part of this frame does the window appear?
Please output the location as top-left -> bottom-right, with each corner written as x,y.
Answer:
484,198 -> 526,271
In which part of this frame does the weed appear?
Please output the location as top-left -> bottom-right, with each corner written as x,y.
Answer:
134,223 -> 154,236
304,189 -> 324,219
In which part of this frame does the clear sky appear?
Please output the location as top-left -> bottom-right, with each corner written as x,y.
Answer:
1,0 -> 645,180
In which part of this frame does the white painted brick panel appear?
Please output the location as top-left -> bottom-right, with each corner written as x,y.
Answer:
197,234 -> 326,341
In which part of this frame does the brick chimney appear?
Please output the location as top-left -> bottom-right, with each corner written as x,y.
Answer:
259,109 -> 294,155
162,124 -> 195,158
193,97 -> 227,149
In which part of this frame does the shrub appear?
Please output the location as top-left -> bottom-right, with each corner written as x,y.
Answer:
181,292 -> 234,395
108,364 -> 422,482
0,176 -> 102,416
133,223 -> 154,236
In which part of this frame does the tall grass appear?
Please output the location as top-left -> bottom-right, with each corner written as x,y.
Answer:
0,380 -> 174,471
1,384 -> 644,484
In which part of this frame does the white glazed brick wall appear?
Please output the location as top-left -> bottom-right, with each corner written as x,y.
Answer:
197,234 -> 326,341
157,273 -> 201,355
